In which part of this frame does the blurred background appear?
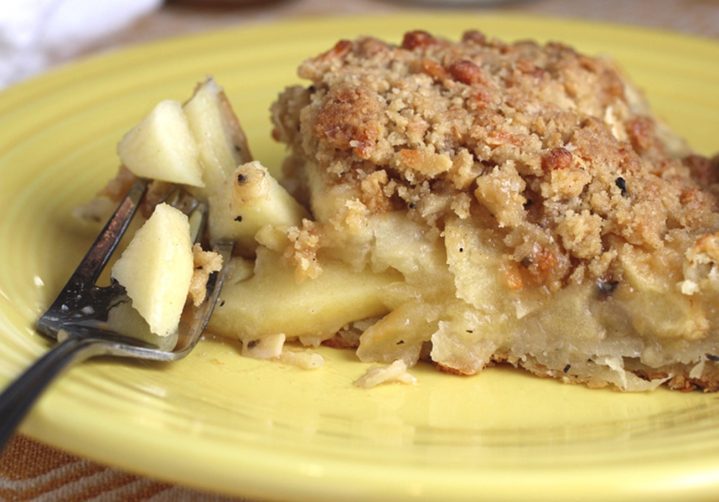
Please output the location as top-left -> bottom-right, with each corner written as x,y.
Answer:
1,0 -> 717,89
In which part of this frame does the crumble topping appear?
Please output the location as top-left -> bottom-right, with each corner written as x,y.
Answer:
284,219 -> 322,282
680,232 -> 719,295
272,30 -> 719,290
189,243 -> 223,306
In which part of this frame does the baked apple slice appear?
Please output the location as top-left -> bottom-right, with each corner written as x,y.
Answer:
117,101 -> 203,187
111,203 -> 194,337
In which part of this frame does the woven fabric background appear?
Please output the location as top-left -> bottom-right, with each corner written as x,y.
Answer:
0,436 -> 239,500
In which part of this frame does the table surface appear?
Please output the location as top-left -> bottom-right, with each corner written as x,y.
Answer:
1,0 -> 717,500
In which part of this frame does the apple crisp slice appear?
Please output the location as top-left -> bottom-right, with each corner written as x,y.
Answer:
94,30 -> 719,391
265,30 -> 719,391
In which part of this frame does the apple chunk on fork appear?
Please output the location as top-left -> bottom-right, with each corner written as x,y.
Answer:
111,203 -> 195,338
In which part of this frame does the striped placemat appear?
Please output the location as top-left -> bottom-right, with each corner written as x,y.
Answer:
0,435 -> 240,501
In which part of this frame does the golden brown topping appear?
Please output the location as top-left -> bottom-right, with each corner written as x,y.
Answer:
461,29 -> 487,45
683,154 -> 718,186
189,244 -> 223,307
626,116 -> 655,153
314,85 -> 382,159
556,210 -> 603,260
284,219 -> 322,282
448,60 -> 484,85
599,68 -> 626,101
360,170 -> 392,212
325,39 -> 352,59
357,37 -> 389,58
541,147 -> 573,171
401,30 -> 437,50
396,148 -> 452,179
474,162 -> 526,228
272,30 -> 719,287
516,58 -> 544,78
413,58 -> 447,81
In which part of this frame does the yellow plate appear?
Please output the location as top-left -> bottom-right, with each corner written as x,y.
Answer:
1,13 -> 718,501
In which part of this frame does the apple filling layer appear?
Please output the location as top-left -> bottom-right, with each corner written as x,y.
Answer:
207,160 -> 719,391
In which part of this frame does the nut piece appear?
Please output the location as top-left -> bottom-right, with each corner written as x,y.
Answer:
401,30 -> 437,50
541,147 -> 573,171
448,60 -> 484,85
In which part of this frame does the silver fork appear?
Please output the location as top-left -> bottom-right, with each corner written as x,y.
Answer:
0,178 -> 233,448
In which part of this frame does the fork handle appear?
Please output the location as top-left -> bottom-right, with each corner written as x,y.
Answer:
0,337 -> 108,449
